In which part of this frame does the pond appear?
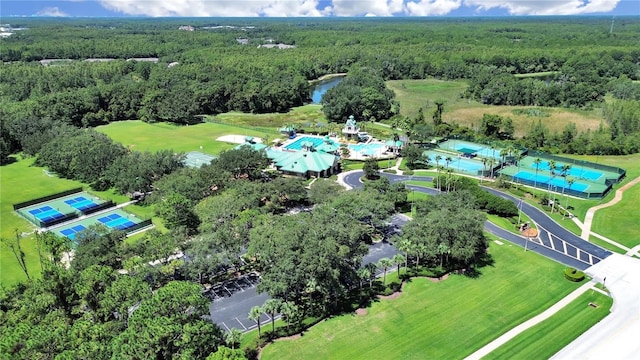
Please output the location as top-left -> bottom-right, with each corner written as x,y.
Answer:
309,76 -> 344,104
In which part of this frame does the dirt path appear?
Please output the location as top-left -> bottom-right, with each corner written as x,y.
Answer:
580,176 -> 640,240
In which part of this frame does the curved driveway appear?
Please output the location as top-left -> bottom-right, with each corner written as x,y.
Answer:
344,171 -> 612,270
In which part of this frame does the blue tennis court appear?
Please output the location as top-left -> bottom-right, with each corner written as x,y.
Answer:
424,151 -> 486,174
28,206 -> 65,223
531,161 -> 603,181
60,225 -> 87,240
64,196 -> 98,211
97,213 -> 137,230
514,171 -> 589,192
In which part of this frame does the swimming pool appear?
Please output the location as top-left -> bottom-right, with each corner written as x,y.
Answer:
284,136 -> 327,151
349,143 -> 385,156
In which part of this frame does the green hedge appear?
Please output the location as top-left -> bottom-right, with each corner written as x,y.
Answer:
564,268 -> 585,282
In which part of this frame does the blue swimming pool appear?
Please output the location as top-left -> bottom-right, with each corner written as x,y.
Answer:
349,143 -> 385,156
284,136 -> 327,151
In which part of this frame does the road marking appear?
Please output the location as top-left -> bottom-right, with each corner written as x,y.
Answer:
562,240 -> 567,254
221,322 -> 231,332
235,317 -> 247,330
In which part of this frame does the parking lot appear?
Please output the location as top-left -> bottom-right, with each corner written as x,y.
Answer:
207,272 -> 277,332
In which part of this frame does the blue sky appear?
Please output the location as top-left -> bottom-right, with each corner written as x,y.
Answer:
1,0 -> 637,17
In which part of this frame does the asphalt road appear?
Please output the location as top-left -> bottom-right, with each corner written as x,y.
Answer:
209,170 -> 611,331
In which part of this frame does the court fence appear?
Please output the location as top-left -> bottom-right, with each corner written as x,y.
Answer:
124,219 -> 153,234
40,212 -> 79,228
507,174 -> 612,199
82,200 -> 116,215
13,188 -> 83,210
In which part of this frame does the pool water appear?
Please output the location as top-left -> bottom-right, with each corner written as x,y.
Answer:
284,137 -> 327,150
349,143 -> 385,156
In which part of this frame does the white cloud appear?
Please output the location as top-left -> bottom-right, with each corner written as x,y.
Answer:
464,0 -> 621,15
36,6 -> 69,17
330,0 -> 406,16
100,0 -> 328,17
406,0 -> 461,15
96,0 -> 621,16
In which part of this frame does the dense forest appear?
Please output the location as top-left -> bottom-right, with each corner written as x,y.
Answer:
2,17 -> 640,163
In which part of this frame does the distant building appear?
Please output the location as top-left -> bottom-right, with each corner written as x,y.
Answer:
258,43 -> 296,49
342,115 -> 360,141
236,38 -> 249,45
233,136 -> 267,152
178,25 -> 195,31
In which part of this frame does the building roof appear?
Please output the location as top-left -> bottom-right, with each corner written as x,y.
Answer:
266,149 -> 338,174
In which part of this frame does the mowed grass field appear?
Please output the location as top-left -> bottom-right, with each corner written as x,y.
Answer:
261,238 -> 582,360
96,120 -> 275,154
386,79 -> 604,138
213,104 -> 327,128
486,290 -> 612,360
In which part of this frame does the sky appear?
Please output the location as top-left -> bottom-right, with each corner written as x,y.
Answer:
0,0 -> 637,18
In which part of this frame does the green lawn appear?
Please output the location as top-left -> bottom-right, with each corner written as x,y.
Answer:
561,153 -> 640,249
96,120 -> 274,154
486,291 -> 612,360
260,238 -> 581,360
213,104 -> 327,129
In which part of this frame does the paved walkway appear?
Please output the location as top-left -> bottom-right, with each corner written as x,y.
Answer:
552,254 -> 640,359
580,176 -> 640,240
465,281 -> 596,360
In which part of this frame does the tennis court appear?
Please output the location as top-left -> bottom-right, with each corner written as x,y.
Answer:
97,213 -> 137,230
423,150 -> 487,175
439,140 -> 506,160
16,191 -> 111,227
184,151 -> 216,168
54,208 -> 148,241
530,160 -> 603,181
513,171 -> 589,192
64,196 -> 99,212
28,206 -> 65,224
60,225 -> 88,240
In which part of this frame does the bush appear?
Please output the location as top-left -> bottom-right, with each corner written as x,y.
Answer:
403,169 -> 414,175
383,169 -> 397,174
564,268 -> 585,282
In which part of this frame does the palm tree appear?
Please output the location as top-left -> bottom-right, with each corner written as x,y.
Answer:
437,242 -> 450,268
500,148 -> 509,169
533,157 -> 542,189
481,158 -> 487,182
225,328 -> 243,350
564,177 -> 575,219
435,155 -> 442,190
397,239 -> 411,270
279,301 -> 299,332
365,262 -> 378,288
413,243 -> 427,270
263,298 -> 281,334
248,306 -> 263,338
357,267 -> 370,289
548,160 -> 557,212
392,254 -> 405,277
378,258 -> 394,286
